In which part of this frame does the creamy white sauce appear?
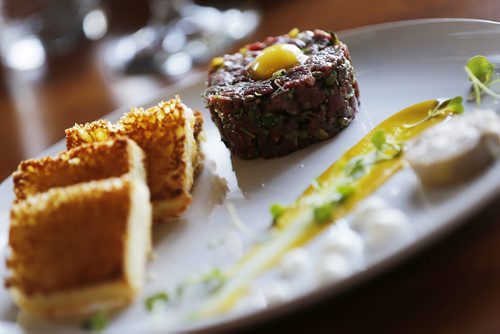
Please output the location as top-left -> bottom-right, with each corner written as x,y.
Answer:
321,222 -> 363,260
359,208 -> 411,250
349,196 -> 389,231
278,248 -> 312,279
316,253 -> 352,285
260,281 -> 289,306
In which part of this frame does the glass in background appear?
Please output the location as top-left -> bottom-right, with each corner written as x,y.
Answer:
0,0 -> 108,71
105,0 -> 260,77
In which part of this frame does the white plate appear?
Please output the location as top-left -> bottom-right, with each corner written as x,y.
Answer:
0,18 -> 499,333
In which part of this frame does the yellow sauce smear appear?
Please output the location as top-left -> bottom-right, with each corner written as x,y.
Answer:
198,99 -> 452,317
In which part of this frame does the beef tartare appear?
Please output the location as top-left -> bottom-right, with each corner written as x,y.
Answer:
204,29 -> 360,159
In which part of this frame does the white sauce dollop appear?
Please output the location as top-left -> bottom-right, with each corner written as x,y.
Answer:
361,208 -> 411,250
317,253 -> 352,285
321,222 -> 363,260
279,248 -> 312,279
350,196 -> 389,231
260,281 -> 289,306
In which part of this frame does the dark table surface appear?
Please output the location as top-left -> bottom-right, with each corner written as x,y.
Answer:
1,0 -> 499,333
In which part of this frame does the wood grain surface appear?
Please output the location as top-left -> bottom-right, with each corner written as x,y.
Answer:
0,1 -> 499,333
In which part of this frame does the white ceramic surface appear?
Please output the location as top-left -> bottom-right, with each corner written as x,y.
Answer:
0,18 -> 499,333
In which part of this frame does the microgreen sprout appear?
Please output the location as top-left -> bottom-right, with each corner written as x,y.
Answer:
311,178 -> 323,191
81,311 -> 108,331
270,203 -> 287,223
464,55 -> 500,106
175,268 -> 227,300
313,203 -> 334,225
403,96 -> 463,129
145,292 -> 169,312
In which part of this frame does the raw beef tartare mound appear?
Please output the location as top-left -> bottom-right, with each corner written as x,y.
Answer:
204,29 -> 360,159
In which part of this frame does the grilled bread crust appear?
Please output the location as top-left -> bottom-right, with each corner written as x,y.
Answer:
65,96 -> 204,222
6,177 -> 152,317
13,138 -> 145,201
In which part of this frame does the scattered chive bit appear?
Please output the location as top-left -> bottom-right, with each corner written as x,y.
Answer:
272,69 -> 287,79
311,178 -> 322,191
81,311 -> 108,331
327,30 -> 340,45
344,156 -> 366,179
175,268 -> 227,300
201,268 -> 227,294
240,127 -> 256,138
313,203 -> 334,225
403,96 -> 463,129
270,203 -> 287,223
371,130 -> 386,151
145,292 -> 169,312
336,183 -> 356,199
464,55 -> 500,106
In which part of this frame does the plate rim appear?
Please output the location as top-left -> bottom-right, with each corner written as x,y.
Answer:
0,17 -> 499,333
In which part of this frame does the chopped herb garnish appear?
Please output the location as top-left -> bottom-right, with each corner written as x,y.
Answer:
200,268 -> 227,294
175,268 -> 227,300
314,203 -> 334,225
403,96 -> 463,129
324,72 -> 338,86
336,183 -> 356,199
371,130 -> 386,151
311,178 -> 322,191
145,292 -> 169,312
344,156 -> 366,179
262,113 -> 282,127
327,30 -> 340,45
464,55 -> 500,106
82,311 -> 108,331
272,69 -> 287,79
240,127 -> 256,138
314,128 -> 329,140
270,203 -> 287,222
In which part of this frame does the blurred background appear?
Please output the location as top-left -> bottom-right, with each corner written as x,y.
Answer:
0,0 -> 499,179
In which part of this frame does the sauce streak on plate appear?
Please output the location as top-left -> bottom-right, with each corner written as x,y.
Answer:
197,99 -> 455,317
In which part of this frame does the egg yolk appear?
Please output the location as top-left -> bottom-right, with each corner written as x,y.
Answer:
250,43 -> 306,80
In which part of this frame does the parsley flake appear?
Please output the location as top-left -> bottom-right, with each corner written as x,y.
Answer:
145,292 -> 169,312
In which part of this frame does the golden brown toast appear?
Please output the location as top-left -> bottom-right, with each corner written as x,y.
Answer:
65,96 -> 204,222
6,177 -> 152,318
13,138 -> 146,201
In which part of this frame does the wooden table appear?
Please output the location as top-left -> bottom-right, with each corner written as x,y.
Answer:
0,0 -> 499,333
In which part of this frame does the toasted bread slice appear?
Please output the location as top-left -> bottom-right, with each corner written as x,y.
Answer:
65,96 -> 204,222
6,177 -> 152,318
13,138 -> 146,202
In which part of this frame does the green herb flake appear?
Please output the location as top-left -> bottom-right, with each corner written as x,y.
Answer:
145,292 -> 169,312
311,178 -> 322,191
336,183 -> 356,199
270,203 -> 287,222
240,127 -> 256,138
272,69 -> 287,79
464,55 -> 500,106
262,113 -> 281,127
82,311 -> 108,331
201,268 -> 226,294
324,72 -> 338,86
371,130 -> 386,151
344,156 -> 366,179
313,203 -> 334,225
